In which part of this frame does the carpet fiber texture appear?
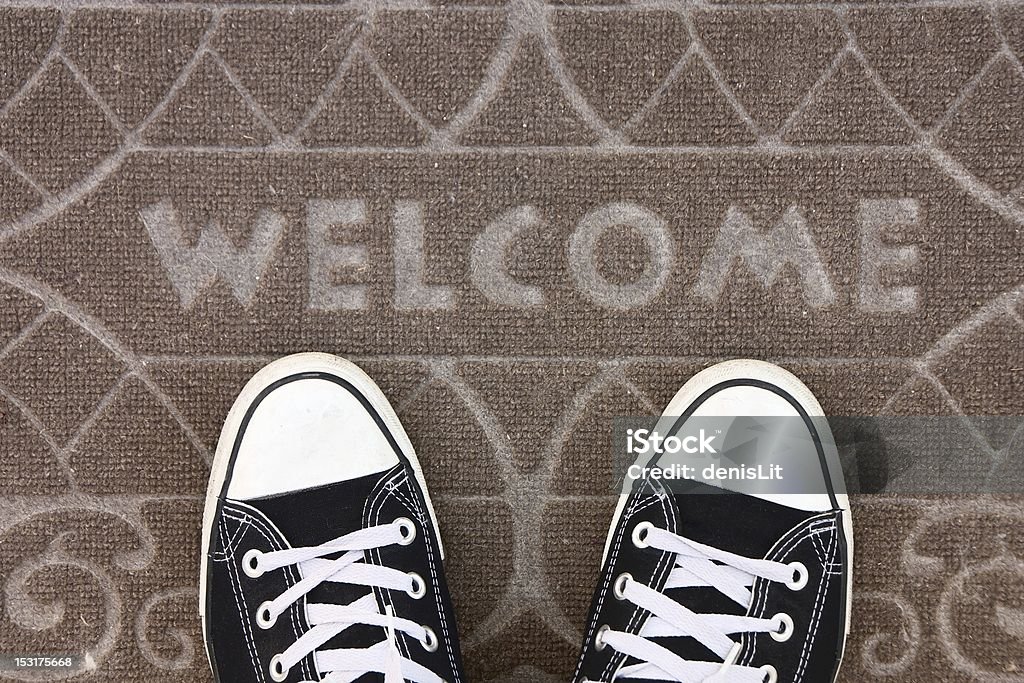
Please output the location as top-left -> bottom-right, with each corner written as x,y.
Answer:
1,2 -> 1023,681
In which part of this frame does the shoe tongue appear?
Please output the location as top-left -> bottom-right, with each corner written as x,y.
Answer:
641,483 -> 814,669
245,465 -> 398,547
244,465 -> 404,668
672,482 -> 813,557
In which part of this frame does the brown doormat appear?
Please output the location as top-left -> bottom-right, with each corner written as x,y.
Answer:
1,3 -> 1023,681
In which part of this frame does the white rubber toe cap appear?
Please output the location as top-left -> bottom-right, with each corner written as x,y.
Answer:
226,377 -> 400,500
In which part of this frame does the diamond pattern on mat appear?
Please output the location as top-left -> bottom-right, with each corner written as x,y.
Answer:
458,361 -> 599,474
1002,6 -> 1024,60
145,359 -> 268,453
299,54 -> 429,147
550,9 -> 690,129
0,7 -> 59,105
552,379 -> 652,496
0,61 -> 121,193
937,56 -> 1024,193
61,8 -> 212,127
627,52 -> 757,146
693,9 -> 845,133
542,498 -> 617,632
783,52 -> 915,145
0,282 -> 44,350
932,313 -> 1024,448
781,361 -> 915,416
435,498 -> 515,633
0,155 -> 43,221
0,393 -> 69,494
68,376 -> 207,494
398,379 -> 504,496
213,9 -> 360,133
464,610 -> 579,683
0,313 -> 125,444
848,7 -> 1000,129
366,9 -> 509,128
883,374 -> 962,417
458,36 -> 599,147
355,359 -> 434,412
142,53 -> 272,147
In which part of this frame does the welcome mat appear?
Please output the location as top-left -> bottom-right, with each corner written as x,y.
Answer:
1,3 -> 1023,681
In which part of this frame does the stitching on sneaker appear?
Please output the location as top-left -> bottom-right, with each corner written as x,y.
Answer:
741,513 -> 836,667
223,505 -> 315,681
574,489 -> 640,683
220,517 -> 267,683
218,513 -> 251,556
741,512 -> 839,668
367,464 -> 461,682
395,470 -> 460,680
367,468 -> 412,660
369,468 -> 415,662
405,472 -> 461,682
793,524 -> 838,683
743,519 -> 834,665
601,478 -> 678,683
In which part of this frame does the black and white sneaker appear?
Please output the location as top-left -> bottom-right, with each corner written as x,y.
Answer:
573,360 -> 853,683
200,353 -> 465,683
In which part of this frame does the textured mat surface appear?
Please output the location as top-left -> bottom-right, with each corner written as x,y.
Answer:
1,2 -> 1024,681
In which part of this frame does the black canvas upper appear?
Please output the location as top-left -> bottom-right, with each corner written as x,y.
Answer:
203,372 -> 465,683
207,465 -> 465,683
573,379 -> 850,683
572,479 -> 848,683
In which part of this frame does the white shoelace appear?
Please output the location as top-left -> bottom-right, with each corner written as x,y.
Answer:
594,522 -> 806,683
243,518 -> 445,683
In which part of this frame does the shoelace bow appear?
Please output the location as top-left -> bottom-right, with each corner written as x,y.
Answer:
245,519 -> 445,683
598,524 -> 802,683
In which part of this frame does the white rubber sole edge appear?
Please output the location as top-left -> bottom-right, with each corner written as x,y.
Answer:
600,359 -> 854,681
198,352 -> 443,635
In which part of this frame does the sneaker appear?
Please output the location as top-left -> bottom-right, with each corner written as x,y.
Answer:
573,360 -> 853,683
200,353 -> 465,683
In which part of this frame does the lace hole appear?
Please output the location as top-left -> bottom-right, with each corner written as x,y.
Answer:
760,664 -> 778,683
408,572 -> 427,599
770,613 -> 794,642
269,654 -> 288,682
420,625 -> 438,652
787,561 -> 809,591
613,573 -> 631,600
242,548 -> 264,578
594,624 -> 610,651
256,601 -> 276,629
395,517 -> 417,545
631,521 -> 654,549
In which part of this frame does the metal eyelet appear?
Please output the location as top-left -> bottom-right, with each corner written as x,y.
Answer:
613,573 -> 632,600
770,613 -> 794,642
395,517 -> 417,545
631,521 -> 654,549
420,625 -> 439,652
787,561 -> 809,591
760,664 -> 778,683
594,624 -> 610,651
256,601 -> 276,629
242,548 -> 264,578
408,572 -> 427,599
269,654 -> 288,682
